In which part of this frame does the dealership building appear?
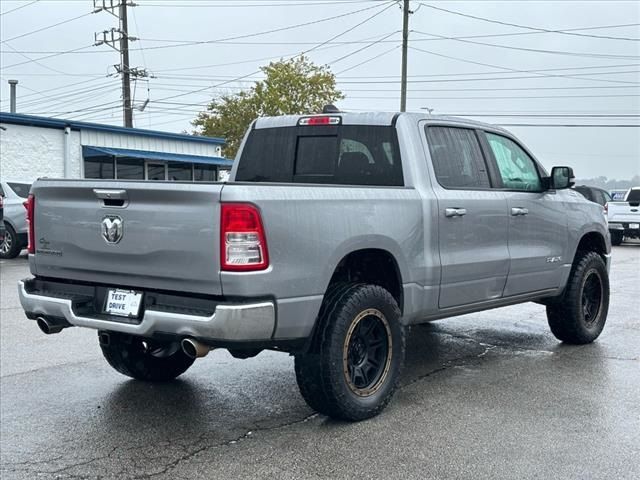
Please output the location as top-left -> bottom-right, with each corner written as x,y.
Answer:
0,112 -> 232,182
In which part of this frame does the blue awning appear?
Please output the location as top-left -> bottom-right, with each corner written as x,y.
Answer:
83,146 -> 233,167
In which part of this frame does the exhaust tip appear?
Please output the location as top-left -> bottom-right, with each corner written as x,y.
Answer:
181,338 -> 210,359
36,316 -> 65,335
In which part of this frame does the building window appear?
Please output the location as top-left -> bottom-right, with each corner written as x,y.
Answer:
168,162 -> 193,181
116,158 -> 145,180
84,157 -> 115,179
194,164 -> 218,182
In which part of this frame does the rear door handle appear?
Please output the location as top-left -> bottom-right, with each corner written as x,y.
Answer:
445,208 -> 467,217
511,207 -> 529,216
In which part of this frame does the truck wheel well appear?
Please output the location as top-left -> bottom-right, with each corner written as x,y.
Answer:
575,232 -> 607,261
327,249 -> 403,312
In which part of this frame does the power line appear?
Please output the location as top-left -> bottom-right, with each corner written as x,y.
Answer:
411,30 -> 640,60
439,114 -> 640,118
140,1 -> 381,7
148,1 -> 397,105
336,45 -> 400,75
131,1 -> 395,51
410,46 -> 640,86
2,45 -> 97,70
497,124 -> 640,128
1,12 -> 93,44
0,0 -> 39,16
348,93 -> 640,100
418,3 -> 640,42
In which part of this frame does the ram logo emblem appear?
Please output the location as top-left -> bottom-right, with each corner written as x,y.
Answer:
101,216 -> 123,244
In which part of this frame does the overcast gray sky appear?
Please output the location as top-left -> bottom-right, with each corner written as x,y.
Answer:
1,0 -> 639,178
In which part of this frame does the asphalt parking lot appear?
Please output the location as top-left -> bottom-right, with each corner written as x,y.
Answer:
1,244 -> 639,480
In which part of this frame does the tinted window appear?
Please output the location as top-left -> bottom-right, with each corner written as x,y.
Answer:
168,163 -> 193,181
194,164 -> 218,182
574,186 -> 593,202
7,182 -> 31,198
116,158 -> 144,180
425,127 -> 490,189
295,136 -> 337,176
592,190 -> 606,206
485,133 -> 542,191
236,125 -> 403,186
627,189 -> 640,203
84,157 -> 114,179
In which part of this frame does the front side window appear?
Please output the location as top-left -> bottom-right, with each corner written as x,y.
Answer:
425,126 -> 490,189
485,133 -> 542,191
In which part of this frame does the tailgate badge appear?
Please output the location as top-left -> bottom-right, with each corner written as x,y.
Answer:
102,215 -> 123,244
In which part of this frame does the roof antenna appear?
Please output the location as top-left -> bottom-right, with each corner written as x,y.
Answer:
322,104 -> 340,114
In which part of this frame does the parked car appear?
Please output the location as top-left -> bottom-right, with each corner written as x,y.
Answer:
607,186 -> 640,245
17,112 -> 611,421
0,194 -> 5,246
573,185 -> 612,207
0,180 -> 31,259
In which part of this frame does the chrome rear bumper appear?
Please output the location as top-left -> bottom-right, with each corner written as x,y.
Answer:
18,280 -> 275,341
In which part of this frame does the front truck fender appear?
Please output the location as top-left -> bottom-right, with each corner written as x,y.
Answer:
559,225 -> 610,290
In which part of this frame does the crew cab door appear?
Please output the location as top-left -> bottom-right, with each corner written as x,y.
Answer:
424,125 -> 510,308
481,131 -> 569,296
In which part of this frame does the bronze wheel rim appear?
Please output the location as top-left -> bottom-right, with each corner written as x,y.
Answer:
342,308 -> 393,397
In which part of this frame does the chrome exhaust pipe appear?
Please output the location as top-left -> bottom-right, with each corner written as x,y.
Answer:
36,316 -> 67,335
181,338 -> 211,359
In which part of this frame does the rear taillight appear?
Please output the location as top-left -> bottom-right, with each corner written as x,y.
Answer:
604,203 -> 608,214
24,194 -> 35,254
221,203 -> 269,271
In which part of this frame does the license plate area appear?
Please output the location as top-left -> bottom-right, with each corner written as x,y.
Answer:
104,289 -> 143,317
629,223 -> 639,229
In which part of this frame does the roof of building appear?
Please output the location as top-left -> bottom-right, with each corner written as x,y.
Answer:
0,112 -> 224,145
83,146 -> 232,166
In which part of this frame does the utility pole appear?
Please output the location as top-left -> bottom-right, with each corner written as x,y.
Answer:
94,0 -> 147,127
8,80 -> 18,113
119,1 -> 133,127
400,0 -> 410,112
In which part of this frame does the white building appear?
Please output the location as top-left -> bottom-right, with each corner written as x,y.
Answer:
0,112 -> 231,182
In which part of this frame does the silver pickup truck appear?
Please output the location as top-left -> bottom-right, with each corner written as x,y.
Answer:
19,112 -> 611,421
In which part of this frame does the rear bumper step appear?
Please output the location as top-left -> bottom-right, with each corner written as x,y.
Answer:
18,279 -> 276,342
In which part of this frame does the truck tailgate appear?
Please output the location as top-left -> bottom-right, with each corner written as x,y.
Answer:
31,180 -> 223,295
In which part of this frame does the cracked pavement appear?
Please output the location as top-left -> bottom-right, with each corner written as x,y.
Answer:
1,243 -> 639,479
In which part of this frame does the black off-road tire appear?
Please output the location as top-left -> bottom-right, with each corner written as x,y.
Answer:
610,231 -> 623,246
546,251 -> 610,344
100,332 -> 195,381
0,223 -> 22,259
295,283 -> 406,421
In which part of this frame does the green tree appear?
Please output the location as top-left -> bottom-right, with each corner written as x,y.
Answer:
193,55 -> 343,158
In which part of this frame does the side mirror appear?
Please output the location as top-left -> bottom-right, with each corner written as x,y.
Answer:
549,166 -> 575,190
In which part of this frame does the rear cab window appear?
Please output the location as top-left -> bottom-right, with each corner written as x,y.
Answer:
236,123 -> 403,186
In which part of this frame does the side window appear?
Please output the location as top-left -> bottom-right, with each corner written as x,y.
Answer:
602,190 -> 612,203
485,133 -> 542,191
425,126 -> 491,189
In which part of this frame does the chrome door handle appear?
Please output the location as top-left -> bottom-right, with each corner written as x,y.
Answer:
511,207 -> 529,216
445,208 -> 467,217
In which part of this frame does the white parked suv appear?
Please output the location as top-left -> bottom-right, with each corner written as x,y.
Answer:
0,180 -> 32,258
